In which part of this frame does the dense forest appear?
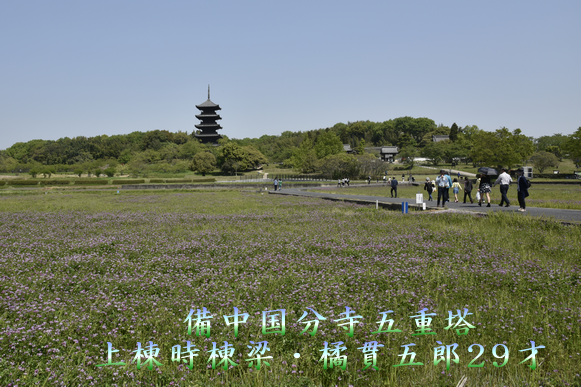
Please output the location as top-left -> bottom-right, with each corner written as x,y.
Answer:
1,117 -> 579,178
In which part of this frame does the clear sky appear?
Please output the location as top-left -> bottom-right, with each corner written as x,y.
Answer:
1,0 -> 580,150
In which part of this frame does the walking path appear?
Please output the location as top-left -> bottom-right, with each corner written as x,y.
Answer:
269,185 -> 581,223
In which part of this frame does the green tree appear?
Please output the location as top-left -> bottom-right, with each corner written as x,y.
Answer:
356,139 -> 366,155
94,168 -> 102,178
189,152 -> 217,176
564,127 -> 581,167
74,168 -> 83,177
219,142 -> 248,174
315,131 -> 343,159
103,167 -> 116,177
470,128 -> 534,169
544,145 -> 563,161
288,137 -> 317,173
29,169 -> 39,178
449,123 -> 459,142
529,151 -> 559,173
242,146 -> 268,169
315,153 -> 360,179
399,146 -> 418,167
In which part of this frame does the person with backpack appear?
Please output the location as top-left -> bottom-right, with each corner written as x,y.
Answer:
390,177 -> 398,198
517,168 -> 530,212
424,177 -> 433,201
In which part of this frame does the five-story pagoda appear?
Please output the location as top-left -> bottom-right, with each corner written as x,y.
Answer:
194,86 -> 223,144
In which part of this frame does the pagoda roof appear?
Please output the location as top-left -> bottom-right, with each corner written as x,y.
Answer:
196,99 -> 221,109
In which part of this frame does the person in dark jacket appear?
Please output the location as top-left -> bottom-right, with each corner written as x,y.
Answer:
390,177 -> 398,198
463,177 -> 473,204
478,174 -> 492,207
424,177 -> 433,201
517,168 -> 529,212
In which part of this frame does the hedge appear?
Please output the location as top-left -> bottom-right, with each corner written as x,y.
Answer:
40,180 -> 71,185
8,180 -> 41,186
191,178 -> 216,183
165,179 -> 192,183
0,180 -> 6,186
73,180 -> 109,185
114,179 -> 145,184
149,179 -> 165,183
532,173 -> 578,179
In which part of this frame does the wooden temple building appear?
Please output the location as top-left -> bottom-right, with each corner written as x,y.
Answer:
194,86 -> 223,144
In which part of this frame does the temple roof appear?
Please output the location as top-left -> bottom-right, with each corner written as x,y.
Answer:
196,99 -> 221,109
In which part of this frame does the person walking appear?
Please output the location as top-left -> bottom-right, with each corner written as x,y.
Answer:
274,178 -> 278,191
424,177 -> 434,201
436,170 -> 449,207
451,178 -> 463,202
278,179 -> 282,191
478,173 -> 492,207
463,177 -> 474,204
390,177 -> 398,198
493,168 -> 512,207
517,167 -> 529,212
444,171 -> 453,203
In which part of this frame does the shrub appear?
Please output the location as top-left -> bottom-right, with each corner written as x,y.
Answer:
73,180 -> 108,185
74,169 -> 83,178
29,169 -> 39,178
0,180 -> 6,186
94,169 -> 102,178
191,178 -> 216,183
165,179 -> 193,184
40,180 -> 71,185
9,180 -> 40,186
114,179 -> 145,184
149,179 -> 165,183
103,167 -> 116,177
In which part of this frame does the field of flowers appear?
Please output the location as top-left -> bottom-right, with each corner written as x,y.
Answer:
1,190 -> 580,386
309,184 -> 581,210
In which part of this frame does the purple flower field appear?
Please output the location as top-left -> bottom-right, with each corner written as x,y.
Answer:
0,191 -> 580,386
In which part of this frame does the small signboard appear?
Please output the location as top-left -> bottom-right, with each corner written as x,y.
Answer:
416,193 -> 423,204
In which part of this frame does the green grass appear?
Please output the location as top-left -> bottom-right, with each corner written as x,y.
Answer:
0,190 -> 580,386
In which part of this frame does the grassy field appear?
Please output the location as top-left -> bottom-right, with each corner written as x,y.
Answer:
308,183 -> 581,210
0,190 -> 580,386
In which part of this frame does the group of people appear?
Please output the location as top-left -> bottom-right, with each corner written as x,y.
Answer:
337,178 -> 350,187
273,178 -> 282,191
422,168 -> 530,211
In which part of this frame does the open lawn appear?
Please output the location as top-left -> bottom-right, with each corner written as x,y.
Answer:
0,190 -> 580,386
309,184 -> 581,210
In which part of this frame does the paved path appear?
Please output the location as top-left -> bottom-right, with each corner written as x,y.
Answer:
270,186 -> 581,223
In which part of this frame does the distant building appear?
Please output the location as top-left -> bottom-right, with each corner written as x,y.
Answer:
194,86 -> 223,144
432,135 -> 450,143
379,146 -> 399,162
343,144 -> 356,154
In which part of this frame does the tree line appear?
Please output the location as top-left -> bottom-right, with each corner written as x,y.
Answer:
1,118 -> 580,177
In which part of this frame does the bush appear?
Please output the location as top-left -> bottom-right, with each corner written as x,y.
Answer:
114,179 -> 145,184
40,180 -> 71,185
9,180 -> 40,186
0,180 -> 6,186
103,167 -> 116,177
73,180 -> 108,185
94,169 -> 102,178
191,178 -> 216,183
165,179 -> 193,184
74,169 -> 84,178
149,179 -> 165,183
29,169 -> 39,178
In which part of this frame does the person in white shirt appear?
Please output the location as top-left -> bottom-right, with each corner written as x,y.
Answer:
493,168 -> 513,207
435,170 -> 450,208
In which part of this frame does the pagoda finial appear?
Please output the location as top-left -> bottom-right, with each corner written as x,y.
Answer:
208,85 -> 210,100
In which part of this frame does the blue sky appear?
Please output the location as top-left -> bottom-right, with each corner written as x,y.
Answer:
1,0 -> 580,150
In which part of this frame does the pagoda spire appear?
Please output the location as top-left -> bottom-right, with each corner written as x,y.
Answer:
208,84 -> 210,100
